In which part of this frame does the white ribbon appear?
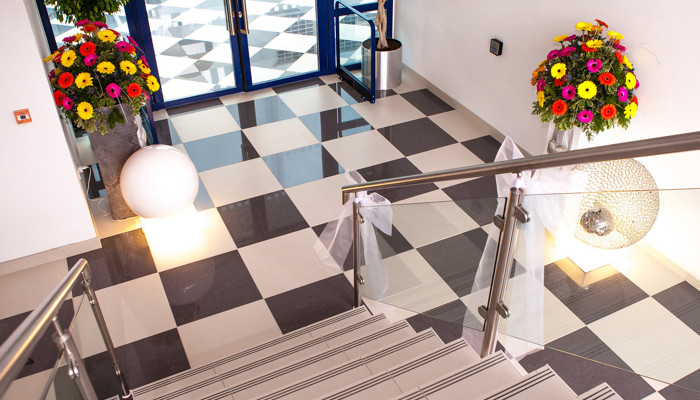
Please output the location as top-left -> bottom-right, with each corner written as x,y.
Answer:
315,171 -> 393,299
468,137 -> 587,346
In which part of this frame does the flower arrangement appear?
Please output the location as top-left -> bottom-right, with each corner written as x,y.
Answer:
45,20 -> 160,134
531,19 -> 638,140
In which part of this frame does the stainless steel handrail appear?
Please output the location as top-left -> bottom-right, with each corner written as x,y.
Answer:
341,130 -> 700,197
0,259 -> 87,397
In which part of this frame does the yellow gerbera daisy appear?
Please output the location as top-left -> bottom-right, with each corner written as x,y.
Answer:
575,22 -> 593,31
77,102 -> 94,120
550,63 -> 567,79
625,72 -> 637,90
44,51 -> 58,62
146,75 -> 160,92
537,91 -> 545,107
137,60 -> 151,74
75,33 -> 83,41
60,50 -> 76,67
622,55 -> 633,69
608,31 -> 624,40
553,34 -> 569,42
96,61 -> 115,74
624,103 -> 638,119
577,81 -> 597,99
75,72 -> 93,89
120,60 -> 137,75
586,39 -> 603,49
98,30 -> 117,43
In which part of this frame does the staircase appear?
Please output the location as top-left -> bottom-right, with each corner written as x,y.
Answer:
128,307 -> 623,400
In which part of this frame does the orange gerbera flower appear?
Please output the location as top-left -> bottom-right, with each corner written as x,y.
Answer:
127,83 -> 142,98
581,43 -> 597,52
598,73 -> 616,86
552,100 -> 568,116
601,104 -> 617,120
615,51 -> 624,63
631,95 -> 639,105
595,19 -> 609,28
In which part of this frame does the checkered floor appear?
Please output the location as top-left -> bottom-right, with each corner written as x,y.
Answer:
2,70 -> 699,399
47,0 -> 376,102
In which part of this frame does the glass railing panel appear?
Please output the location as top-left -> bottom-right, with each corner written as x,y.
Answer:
357,196 -> 506,332
337,10 -> 377,83
500,187 -> 700,393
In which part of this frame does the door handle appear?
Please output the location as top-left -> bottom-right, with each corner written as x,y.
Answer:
239,0 -> 250,34
223,0 -> 236,35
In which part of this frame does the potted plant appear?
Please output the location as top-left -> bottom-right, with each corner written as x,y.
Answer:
45,20 -> 161,219
45,0 -> 129,24
531,19 -> 638,151
361,0 -> 402,90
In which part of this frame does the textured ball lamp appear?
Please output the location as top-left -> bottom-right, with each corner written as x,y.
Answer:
120,145 -> 199,218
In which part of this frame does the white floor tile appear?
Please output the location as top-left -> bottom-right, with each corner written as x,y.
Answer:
200,42 -> 237,64
162,78 -> 217,104
0,259 -> 69,319
408,143 -> 484,188
148,208 -> 237,272
4,370 -> 53,400
70,294 -> 108,359
87,197 -> 141,239
178,300 -> 281,367
613,243 -> 684,295
219,88 -> 276,105
248,15 -> 296,33
154,54 -> 197,79
149,35 -> 181,55
264,32 -> 318,53
279,85 -> 349,116
95,274 -> 177,347
243,118 -> 318,156
170,107 -> 240,142
200,158 -> 282,206
173,8 -> 221,25
429,110 -> 491,143
250,66 -> 285,84
288,53 -> 320,73
185,24 -> 231,43
319,74 -> 342,84
588,297 -> 700,384
239,229 -> 339,297
285,174 -> 349,227
351,95 -> 424,129
323,130 -> 403,171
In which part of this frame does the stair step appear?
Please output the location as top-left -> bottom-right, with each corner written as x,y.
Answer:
475,365 -> 576,400
314,339 -> 480,400
390,351 -> 523,400
216,321 -> 428,400
575,383 -> 623,400
247,328 -> 445,400
133,307 -> 373,400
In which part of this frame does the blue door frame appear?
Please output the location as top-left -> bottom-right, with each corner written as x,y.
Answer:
35,0 -> 391,110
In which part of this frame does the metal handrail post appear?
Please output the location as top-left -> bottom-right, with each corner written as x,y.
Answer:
81,266 -> 134,400
480,187 -> 527,357
52,319 -> 98,400
351,196 -> 363,307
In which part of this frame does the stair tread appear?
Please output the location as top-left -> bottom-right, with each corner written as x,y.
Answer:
395,350 -> 522,400
475,365 -> 576,400
133,307 -> 373,399
575,383 -> 623,400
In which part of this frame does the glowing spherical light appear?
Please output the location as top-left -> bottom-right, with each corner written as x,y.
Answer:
120,145 -> 199,218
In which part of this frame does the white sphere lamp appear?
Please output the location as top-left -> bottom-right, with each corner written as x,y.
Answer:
120,145 -> 199,218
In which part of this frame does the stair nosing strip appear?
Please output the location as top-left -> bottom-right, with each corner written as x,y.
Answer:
361,329 -> 437,363
484,368 -> 556,400
388,340 -> 469,376
321,371 -> 395,400
321,314 -> 387,341
420,352 -> 509,395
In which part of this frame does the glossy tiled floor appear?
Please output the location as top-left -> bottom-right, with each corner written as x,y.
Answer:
1,70 -> 699,400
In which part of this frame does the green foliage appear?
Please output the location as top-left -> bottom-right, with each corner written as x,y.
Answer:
45,0 -> 130,24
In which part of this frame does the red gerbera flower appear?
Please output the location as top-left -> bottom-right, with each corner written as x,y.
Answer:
595,19 -> 609,28
79,42 -> 96,56
110,29 -> 121,38
552,100 -> 568,116
598,73 -> 616,86
58,72 -> 74,88
83,24 -> 97,32
53,90 -> 65,106
615,51 -> 624,63
601,104 -> 617,120
631,95 -> 638,105
127,83 -> 142,98
554,78 -> 566,87
53,52 -> 63,63
581,43 -> 597,52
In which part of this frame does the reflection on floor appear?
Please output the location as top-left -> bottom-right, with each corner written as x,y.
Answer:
1,70 -> 699,400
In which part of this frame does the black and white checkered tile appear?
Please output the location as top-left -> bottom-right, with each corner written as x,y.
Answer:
1,72 -> 698,399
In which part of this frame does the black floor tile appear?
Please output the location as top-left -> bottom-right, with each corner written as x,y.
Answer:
79,329 -> 190,399
462,135 -> 502,163
400,89 -> 454,116
299,106 -> 372,142
218,190 -> 309,247
356,158 -> 439,203
670,369 -> 700,394
154,119 -> 173,145
545,327 -> 631,371
328,81 -> 366,104
417,230 -> 493,297
272,77 -> 325,94
68,229 -> 157,295
166,98 -> 224,116
377,117 -> 457,156
407,304 -> 468,344
227,96 -> 296,129
519,347 -> 655,400
374,225 -> 413,259
266,274 -> 353,333
160,251 -> 263,325
0,300 -> 73,379
312,221 -> 354,271
544,262 -> 648,324
263,144 -> 344,188
653,282 -> 700,335
443,176 -> 501,226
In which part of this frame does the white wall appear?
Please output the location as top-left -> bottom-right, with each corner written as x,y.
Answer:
0,0 -> 96,263
396,0 -> 700,278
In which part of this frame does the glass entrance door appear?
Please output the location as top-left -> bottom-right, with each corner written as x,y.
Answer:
141,0 -> 324,105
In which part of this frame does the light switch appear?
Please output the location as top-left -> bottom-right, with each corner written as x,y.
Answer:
14,109 -> 31,124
